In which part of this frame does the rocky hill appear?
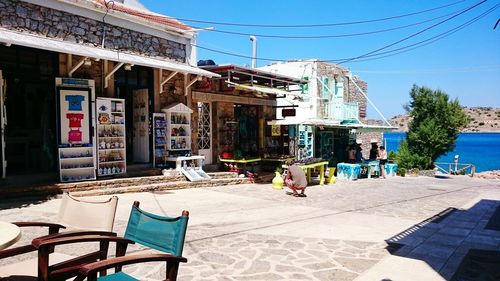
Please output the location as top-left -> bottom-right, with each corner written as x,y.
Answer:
389,107 -> 500,132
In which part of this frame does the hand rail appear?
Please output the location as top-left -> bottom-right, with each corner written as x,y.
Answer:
434,162 -> 475,177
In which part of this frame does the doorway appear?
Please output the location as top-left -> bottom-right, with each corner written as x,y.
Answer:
234,105 -> 259,157
0,45 -> 57,179
197,102 -> 212,164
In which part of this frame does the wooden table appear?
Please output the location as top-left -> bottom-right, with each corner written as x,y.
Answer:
283,161 -> 329,185
0,221 -> 21,250
219,157 -> 261,170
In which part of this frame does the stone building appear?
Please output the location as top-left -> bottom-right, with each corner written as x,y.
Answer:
0,0 -> 218,182
259,59 -> 394,164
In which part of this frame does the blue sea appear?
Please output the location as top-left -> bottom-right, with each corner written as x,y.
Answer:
383,132 -> 500,172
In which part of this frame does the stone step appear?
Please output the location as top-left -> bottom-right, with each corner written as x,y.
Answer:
0,172 -> 253,201
68,177 -> 256,197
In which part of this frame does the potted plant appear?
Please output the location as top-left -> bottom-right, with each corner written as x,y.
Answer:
397,167 -> 407,177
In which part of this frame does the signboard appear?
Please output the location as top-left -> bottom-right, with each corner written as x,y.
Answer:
282,108 -> 296,117
271,125 -> 281,136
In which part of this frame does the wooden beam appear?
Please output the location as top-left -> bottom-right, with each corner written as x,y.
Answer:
185,75 -> 201,96
104,62 -> 124,88
68,56 -> 87,78
159,70 -> 178,92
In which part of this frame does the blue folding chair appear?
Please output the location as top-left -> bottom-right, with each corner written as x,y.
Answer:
39,201 -> 189,281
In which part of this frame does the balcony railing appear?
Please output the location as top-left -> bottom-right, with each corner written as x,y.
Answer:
319,101 -> 359,122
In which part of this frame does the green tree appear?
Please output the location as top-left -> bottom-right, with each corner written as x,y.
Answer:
398,85 -> 469,169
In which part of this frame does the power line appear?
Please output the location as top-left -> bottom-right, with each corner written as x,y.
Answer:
192,0 -> 491,64
352,65 -> 500,74
176,0 -> 469,28
334,3 -> 499,64
191,7 -> 468,39
335,0 -> 488,64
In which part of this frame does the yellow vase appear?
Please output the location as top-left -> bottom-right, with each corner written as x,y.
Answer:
327,167 -> 336,184
272,171 -> 284,189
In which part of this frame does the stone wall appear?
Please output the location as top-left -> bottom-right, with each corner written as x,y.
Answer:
0,0 -> 186,62
347,76 -> 367,119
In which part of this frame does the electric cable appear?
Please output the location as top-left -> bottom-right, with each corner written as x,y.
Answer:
175,0 -> 469,28
334,0 -> 488,64
336,2 -> 499,63
190,6 -> 470,39
191,0 -> 492,63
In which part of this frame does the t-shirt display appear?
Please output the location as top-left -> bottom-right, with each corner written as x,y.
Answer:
66,113 -> 84,128
65,95 -> 85,111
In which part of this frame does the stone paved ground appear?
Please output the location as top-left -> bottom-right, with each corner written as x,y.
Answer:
1,175 -> 499,280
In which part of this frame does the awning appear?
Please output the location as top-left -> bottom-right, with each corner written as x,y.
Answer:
0,28 -> 219,78
227,81 -> 301,97
268,118 -> 397,131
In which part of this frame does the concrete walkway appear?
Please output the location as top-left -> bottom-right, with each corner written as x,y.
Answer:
1,175 -> 499,280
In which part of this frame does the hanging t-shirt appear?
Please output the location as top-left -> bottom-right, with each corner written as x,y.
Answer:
68,129 -> 82,143
65,95 -> 85,111
67,113 -> 84,128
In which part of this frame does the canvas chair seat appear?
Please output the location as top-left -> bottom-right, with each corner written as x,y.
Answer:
0,193 -> 118,281
0,252 -> 72,280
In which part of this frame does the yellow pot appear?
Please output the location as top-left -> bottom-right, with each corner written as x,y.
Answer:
272,171 -> 284,189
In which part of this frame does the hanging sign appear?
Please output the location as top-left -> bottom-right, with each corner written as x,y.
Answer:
282,108 -> 296,117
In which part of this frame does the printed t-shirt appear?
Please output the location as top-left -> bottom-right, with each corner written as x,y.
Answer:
67,113 -> 84,128
66,95 -> 85,111
68,129 -> 82,143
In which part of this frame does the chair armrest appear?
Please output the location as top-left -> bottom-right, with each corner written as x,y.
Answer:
75,254 -> 187,280
35,230 -> 117,242
13,221 -> 66,234
32,235 -> 135,249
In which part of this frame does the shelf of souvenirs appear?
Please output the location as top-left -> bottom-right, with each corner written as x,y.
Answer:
98,165 -> 126,176
98,141 -> 125,150
170,114 -> 189,125
59,150 -> 93,159
61,173 -> 95,182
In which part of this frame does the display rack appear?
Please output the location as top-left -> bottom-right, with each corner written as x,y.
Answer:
298,125 -> 313,159
162,103 -> 193,157
153,113 -> 168,168
96,98 -> 126,176
56,79 -> 96,183
59,145 -> 96,182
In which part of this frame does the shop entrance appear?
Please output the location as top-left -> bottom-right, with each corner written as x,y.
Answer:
0,46 -> 57,179
234,105 -> 259,157
115,66 -> 153,165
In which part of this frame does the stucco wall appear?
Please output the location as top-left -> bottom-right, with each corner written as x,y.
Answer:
0,0 -> 186,62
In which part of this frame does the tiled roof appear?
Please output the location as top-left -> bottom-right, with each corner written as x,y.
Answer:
93,0 -> 192,31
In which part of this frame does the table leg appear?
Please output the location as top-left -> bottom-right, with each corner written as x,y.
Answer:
307,168 -> 311,183
368,166 -> 372,179
319,165 -> 325,185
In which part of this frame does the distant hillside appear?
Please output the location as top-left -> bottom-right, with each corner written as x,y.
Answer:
389,107 -> 500,132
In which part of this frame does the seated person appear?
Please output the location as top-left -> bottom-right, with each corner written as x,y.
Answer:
284,163 -> 308,197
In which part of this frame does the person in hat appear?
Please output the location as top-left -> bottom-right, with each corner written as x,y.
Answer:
355,140 -> 364,163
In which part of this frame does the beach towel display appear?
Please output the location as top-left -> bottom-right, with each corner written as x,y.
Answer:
385,163 -> 398,177
337,163 -> 361,181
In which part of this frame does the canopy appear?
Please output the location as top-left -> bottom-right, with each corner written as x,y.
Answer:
0,28 -> 219,78
268,118 -> 396,131
227,81 -> 301,97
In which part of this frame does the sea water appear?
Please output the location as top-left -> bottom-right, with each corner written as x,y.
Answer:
383,132 -> 500,172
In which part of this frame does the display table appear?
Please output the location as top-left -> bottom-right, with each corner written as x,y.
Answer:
0,222 -> 21,250
219,157 -> 261,172
167,155 -> 205,171
385,163 -> 398,177
283,161 -> 329,185
261,157 -> 295,171
360,161 -> 380,179
337,163 -> 361,181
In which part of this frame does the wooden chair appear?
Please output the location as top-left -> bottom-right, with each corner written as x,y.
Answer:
34,201 -> 189,281
0,193 -> 118,281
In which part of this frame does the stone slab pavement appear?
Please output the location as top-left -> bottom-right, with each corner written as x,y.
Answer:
1,175 -> 499,280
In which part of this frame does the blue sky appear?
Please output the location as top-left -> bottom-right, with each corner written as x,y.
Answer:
141,0 -> 500,119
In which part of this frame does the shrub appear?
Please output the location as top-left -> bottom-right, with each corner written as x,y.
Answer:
397,167 -> 407,177
387,151 -> 398,162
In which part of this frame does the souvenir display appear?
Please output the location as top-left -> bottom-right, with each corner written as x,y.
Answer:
56,78 -> 96,183
96,98 -> 126,176
153,113 -> 169,168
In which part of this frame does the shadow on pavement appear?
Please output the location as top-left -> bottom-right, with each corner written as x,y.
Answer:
385,199 -> 500,280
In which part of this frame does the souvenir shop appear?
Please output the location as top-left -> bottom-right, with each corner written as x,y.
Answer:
192,65 -> 306,172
